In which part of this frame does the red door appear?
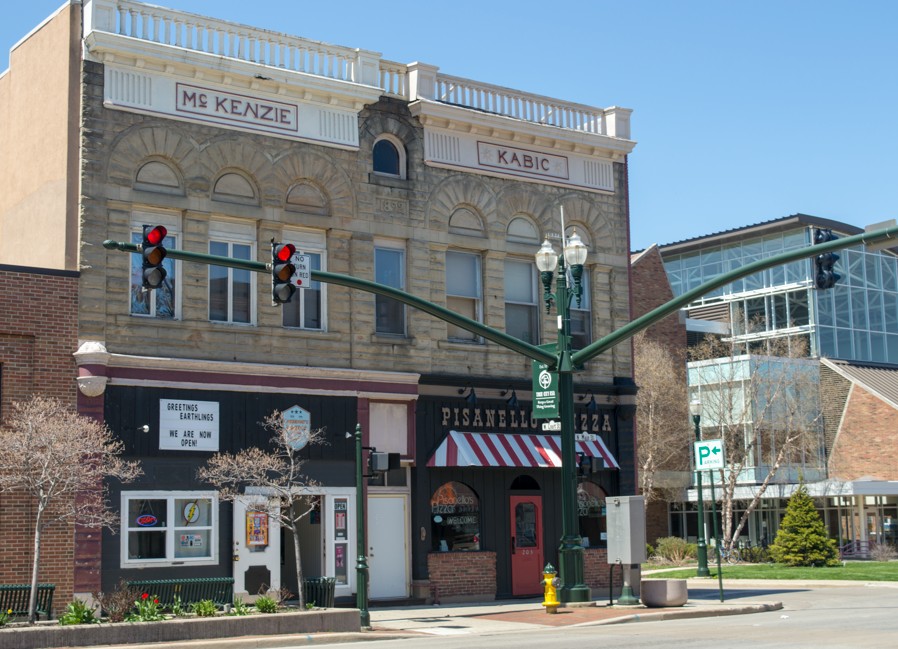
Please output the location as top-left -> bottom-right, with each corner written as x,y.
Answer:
509,495 -> 543,596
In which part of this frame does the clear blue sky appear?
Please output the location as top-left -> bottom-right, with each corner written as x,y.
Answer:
3,1 -> 896,251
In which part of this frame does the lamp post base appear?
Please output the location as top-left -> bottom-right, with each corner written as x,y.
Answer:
558,540 -> 590,603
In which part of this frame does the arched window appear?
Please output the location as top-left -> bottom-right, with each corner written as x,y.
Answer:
373,136 -> 405,178
506,216 -> 540,244
448,207 -> 484,237
286,182 -> 328,216
430,482 -> 481,552
577,481 -> 607,547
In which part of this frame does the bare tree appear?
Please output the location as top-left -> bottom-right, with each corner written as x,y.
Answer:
0,396 -> 142,623
690,334 -> 822,553
198,411 -> 325,607
633,332 -> 691,502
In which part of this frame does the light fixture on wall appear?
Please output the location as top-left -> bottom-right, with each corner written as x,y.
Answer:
500,387 -> 519,408
76,375 -> 108,397
458,385 -> 477,405
579,390 -> 598,413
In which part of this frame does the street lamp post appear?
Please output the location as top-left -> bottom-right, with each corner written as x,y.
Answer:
690,399 -> 710,577
535,229 -> 590,604
353,423 -> 371,628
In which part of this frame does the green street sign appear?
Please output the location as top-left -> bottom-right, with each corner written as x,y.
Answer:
532,360 -> 559,419
694,439 -> 725,470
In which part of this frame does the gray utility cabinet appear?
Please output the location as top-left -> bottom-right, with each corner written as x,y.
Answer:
605,495 -> 647,565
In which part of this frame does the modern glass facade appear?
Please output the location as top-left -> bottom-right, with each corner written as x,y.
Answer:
663,226 -> 898,363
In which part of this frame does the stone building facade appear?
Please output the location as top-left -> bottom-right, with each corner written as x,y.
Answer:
1,0 -> 637,605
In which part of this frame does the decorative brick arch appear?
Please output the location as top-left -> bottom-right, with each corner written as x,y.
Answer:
425,175 -> 496,232
269,148 -> 355,222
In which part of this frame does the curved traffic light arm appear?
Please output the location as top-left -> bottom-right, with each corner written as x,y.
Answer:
571,223 -> 898,367
103,239 -> 555,365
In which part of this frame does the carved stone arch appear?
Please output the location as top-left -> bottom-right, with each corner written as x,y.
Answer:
425,175 -> 496,232
190,136 -> 273,199
270,148 -> 355,222
544,194 -> 623,254
212,169 -> 259,206
106,123 -> 199,188
495,185 -> 549,240
134,157 -> 184,195
285,180 -> 329,217
360,106 -> 419,150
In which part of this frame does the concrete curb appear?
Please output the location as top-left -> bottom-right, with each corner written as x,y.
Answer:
578,602 -> 784,626
83,632 -> 420,649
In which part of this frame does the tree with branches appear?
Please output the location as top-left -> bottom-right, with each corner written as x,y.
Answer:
690,333 -> 823,554
633,332 -> 691,503
198,411 -> 325,607
0,396 -> 142,623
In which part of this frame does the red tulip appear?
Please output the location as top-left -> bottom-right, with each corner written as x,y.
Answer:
141,593 -> 149,600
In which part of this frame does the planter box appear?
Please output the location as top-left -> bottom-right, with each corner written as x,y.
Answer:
640,579 -> 688,608
0,609 -> 359,649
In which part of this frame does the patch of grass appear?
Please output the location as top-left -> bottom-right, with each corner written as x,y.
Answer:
644,561 -> 898,581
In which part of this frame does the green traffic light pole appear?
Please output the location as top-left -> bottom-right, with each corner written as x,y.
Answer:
352,423 -> 370,628
103,221 -> 898,608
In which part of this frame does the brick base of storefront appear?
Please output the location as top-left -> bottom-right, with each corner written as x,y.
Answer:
426,551 -> 497,604
423,549 -> 623,604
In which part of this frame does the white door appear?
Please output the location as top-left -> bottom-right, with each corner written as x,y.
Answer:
368,495 -> 408,599
232,495 -> 280,600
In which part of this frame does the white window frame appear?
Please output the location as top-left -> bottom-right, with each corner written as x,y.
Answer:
130,210 -> 181,320
446,250 -> 483,343
208,220 -> 256,325
282,229 -> 327,331
375,240 -> 407,336
372,134 -> 407,179
120,490 -> 218,568
504,258 -> 540,344
571,270 -> 592,350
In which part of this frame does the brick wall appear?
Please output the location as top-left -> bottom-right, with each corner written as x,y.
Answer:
829,384 -> 898,481
0,264 -> 80,613
583,548 -> 624,595
427,552 -> 496,603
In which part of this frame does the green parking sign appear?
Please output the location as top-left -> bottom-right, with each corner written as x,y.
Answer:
531,361 -> 558,419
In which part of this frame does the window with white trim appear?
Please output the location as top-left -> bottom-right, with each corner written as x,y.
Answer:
208,220 -> 255,325
372,135 -> 406,179
121,491 -> 217,567
282,230 -> 327,330
504,259 -> 539,344
375,242 -> 406,335
571,271 -> 592,350
130,212 -> 180,319
446,251 -> 482,342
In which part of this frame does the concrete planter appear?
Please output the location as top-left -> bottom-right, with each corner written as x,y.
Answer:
640,579 -> 688,608
0,609 -> 359,649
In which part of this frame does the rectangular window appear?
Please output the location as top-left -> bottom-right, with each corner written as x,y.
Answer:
283,231 -> 326,330
504,260 -> 539,344
375,245 -> 406,335
122,492 -> 217,567
571,272 -> 592,350
130,230 -> 177,318
446,251 -> 482,342
209,240 -> 253,324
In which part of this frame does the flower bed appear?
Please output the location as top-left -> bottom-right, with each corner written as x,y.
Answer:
0,609 -> 360,649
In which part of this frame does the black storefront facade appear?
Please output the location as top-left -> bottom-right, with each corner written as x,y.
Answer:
412,377 -> 637,602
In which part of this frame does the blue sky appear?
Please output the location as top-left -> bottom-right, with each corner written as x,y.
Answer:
3,1 -> 896,251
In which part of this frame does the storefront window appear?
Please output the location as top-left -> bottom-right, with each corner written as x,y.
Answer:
430,482 -> 480,551
577,481 -> 606,547
122,491 -> 217,567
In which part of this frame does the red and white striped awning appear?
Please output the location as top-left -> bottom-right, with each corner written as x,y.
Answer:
426,431 -> 619,470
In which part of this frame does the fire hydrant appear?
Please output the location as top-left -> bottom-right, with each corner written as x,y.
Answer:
541,563 -> 560,614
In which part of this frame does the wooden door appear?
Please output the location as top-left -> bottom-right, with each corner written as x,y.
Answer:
509,495 -> 543,596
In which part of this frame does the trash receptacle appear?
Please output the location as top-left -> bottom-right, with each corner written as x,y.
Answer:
302,577 -> 336,608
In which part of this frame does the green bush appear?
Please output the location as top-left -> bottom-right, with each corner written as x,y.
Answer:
59,598 -> 101,626
126,593 -> 166,622
769,485 -> 840,567
254,595 -> 279,614
653,536 -> 696,564
229,597 -> 251,616
191,599 -> 218,617
646,543 -> 655,558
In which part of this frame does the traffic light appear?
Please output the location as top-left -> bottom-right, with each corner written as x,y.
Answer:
813,228 -> 841,290
141,225 -> 168,289
271,242 -> 296,304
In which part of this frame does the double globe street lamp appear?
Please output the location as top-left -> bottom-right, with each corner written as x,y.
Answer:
534,227 -> 590,603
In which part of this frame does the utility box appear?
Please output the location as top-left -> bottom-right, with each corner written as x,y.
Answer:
606,495 -> 646,564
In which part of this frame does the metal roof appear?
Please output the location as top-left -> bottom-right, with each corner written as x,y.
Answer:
821,358 -> 898,410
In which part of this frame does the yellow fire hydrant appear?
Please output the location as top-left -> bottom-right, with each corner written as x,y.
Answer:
541,563 -> 560,614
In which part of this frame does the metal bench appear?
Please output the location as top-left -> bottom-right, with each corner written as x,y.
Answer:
0,584 -> 56,620
126,577 -> 234,607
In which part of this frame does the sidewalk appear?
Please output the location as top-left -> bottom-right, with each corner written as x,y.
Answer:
91,578 -> 791,648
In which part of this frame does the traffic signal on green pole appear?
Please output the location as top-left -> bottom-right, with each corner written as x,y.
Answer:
141,225 -> 168,289
271,242 -> 297,304
813,228 -> 841,290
